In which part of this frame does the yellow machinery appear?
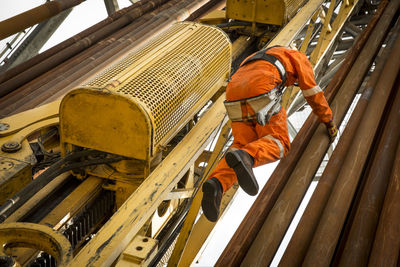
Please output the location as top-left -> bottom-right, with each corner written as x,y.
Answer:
226,0 -> 308,26
60,21 -> 231,206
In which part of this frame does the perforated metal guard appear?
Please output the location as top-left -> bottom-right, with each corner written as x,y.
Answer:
84,22 -> 231,147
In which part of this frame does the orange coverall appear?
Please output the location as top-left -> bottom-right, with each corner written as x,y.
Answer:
209,46 -> 333,192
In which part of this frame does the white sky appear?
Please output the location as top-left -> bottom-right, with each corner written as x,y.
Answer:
0,0 -> 132,53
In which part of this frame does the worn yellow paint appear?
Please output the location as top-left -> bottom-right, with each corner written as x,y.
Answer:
168,122 -> 231,267
0,222 -> 72,266
226,0 -> 292,26
116,235 -> 158,267
5,117 -> 59,147
0,137 -> 35,205
60,89 -> 152,161
69,93 -> 228,266
60,22 -> 231,164
266,0 -> 325,48
4,173 -> 70,223
199,9 -> 227,25
310,0 -> 359,67
178,184 -> 239,267
0,100 -> 60,137
12,176 -> 103,266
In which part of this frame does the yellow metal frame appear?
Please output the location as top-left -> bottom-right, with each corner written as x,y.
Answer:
167,122 -> 231,267
0,100 -> 60,205
69,92 -> 228,266
0,222 -> 72,266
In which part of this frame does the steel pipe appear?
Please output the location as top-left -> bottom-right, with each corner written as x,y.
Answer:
368,117 -> 400,267
0,0 -> 85,40
303,22 -> 400,267
215,2 -> 386,265
0,0 -> 170,99
338,26 -> 400,266
280,12 -> 395,265
0,0 -> 155,85
0,0 -> 177,116
0,0 -> 223,117
237,0 -> 395,265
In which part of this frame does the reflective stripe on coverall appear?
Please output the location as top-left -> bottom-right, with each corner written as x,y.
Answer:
208,46 -> 333,193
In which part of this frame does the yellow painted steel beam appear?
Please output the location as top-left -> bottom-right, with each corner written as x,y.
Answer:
167,122 -> 231,267
69,93 -> 228,266
310,0 -> 359,67
177,184 -> 239,267
284,0 -> 359,111
0,100 -> 60,137
310,0 -> 337,64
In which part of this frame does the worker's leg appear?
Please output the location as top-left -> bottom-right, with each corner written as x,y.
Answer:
207,121 -> 258,193
241,108 -> 290,167
202,122 -> 257,221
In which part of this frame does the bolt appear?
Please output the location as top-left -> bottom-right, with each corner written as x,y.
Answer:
1,142 -> 21,153
0,123 -> 9,131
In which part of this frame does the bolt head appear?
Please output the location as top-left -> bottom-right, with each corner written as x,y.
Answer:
1,141 -> 21,153
0,123 -> 9,131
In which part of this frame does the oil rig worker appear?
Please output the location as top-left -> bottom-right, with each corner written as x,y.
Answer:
201,46 -> 338,222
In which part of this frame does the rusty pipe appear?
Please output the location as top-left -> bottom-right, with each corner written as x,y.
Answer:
238,0 -> 396,265
0,0 -> 171,99
303,24 -> 400,267
280,9 -> 396,265
338,30 -> 400,267
0,0 -> 85,40
0,0 -> 182,116
0,0 -> 179,114
0,0 -> 156,85
215,2 -> 386,266
0,0 -> 222,116
368,115 -> 400,267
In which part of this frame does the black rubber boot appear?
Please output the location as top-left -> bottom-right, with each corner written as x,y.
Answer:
225,149 -> 259,196
201,177 -> 223,222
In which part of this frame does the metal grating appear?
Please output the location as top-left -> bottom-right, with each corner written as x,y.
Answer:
85,23 -> 189,88
84,22 -> 231,145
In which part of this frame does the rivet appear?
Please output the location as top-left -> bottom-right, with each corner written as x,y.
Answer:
0,123 -> 9,131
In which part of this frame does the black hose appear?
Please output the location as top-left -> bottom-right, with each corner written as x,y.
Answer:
0,150 -> 125,222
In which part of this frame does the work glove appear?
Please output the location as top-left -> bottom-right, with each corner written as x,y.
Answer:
325,119 -> 338,141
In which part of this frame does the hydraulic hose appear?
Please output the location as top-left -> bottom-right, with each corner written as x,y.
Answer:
0,150 -> 125,222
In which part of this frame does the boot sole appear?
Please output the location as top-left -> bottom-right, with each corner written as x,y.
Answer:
226,152 -> 259,196
201,182 -> 219,222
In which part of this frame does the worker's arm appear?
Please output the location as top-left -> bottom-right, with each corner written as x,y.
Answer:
285,49 -> 338,140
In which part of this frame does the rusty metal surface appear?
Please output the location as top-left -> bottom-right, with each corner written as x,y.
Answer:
0,0 -> 84,40
0,0 -> 170,99
0,0 -> 155,85
303,22 -> 400,266
0,0 -> 225,118
215,2 -> 388,266
368,109 -> 400,267
338,24 -> 400,267
280,7 -> 395,264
